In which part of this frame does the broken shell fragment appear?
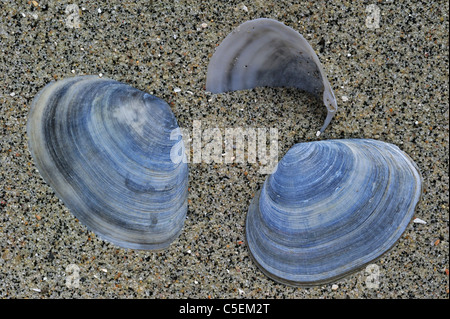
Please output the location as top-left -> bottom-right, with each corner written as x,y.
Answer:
27,76 -> 188,250
245,139 -> 422,286
206,18 -> 338,135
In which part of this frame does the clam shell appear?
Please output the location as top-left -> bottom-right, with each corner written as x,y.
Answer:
245,139 -> 422,286
27,76 -> 188,250
206,18 -> 337,135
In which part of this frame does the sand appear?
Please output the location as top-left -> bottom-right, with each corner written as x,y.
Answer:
0,1 -> 448,298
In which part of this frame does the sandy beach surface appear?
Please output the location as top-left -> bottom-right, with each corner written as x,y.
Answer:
0,1 -> 448,298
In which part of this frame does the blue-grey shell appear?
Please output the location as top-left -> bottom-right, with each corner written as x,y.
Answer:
206,18 -> 337,135
245,139 -> 422,286
27,75 -> 188,250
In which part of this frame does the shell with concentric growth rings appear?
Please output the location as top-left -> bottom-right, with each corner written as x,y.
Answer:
27,75 -> 188,250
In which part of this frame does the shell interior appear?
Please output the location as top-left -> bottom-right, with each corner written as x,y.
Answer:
206,18 -> 338,135
27,76 -> 188,250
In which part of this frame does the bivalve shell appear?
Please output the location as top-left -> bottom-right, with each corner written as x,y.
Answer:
27,76 -> 188,250
245,139 -> 422,286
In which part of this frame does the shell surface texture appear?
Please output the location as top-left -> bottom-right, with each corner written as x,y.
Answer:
245,139 -> 422,286
206,18 -> 337,135
27,75 -> 188,250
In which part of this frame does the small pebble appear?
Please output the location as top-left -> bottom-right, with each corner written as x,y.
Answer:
413,218 -> 427,224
